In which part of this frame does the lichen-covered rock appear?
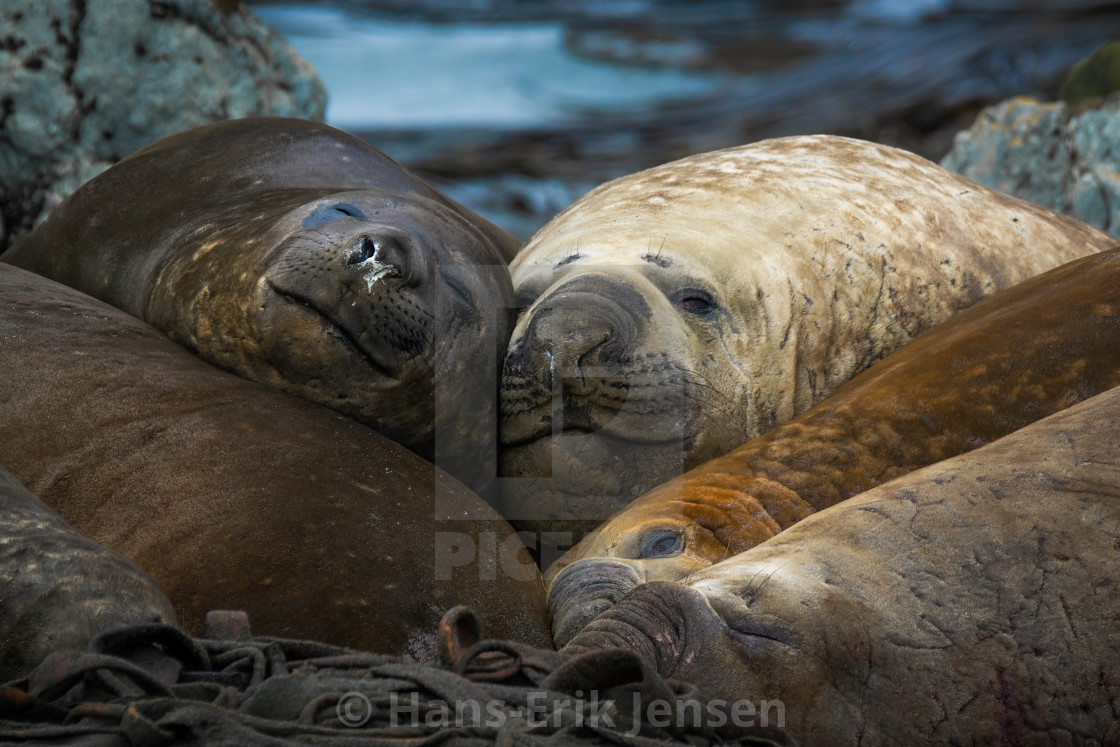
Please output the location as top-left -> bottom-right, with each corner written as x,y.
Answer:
941,94 -> 1120,237
939,97 -> 1072,213
0,0 -> 327,251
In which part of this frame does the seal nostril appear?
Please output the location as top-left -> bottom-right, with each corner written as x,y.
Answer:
347,236 -> 405,293
347,237 -> 376,266
547,559 -> 644,647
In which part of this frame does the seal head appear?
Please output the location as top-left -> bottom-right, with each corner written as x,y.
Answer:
501,253 -> 755,534
162,189 -> 513,484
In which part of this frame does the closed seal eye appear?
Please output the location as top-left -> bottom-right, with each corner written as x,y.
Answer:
674,288 -> 717,316
639,529 -> 684,558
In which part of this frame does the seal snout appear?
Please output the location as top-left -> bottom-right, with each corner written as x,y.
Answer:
501,275 -> 649,444
548,557 -> 644,648
525,290 -> 635,389
346,232 -> 414,293
263,220 -> 441,379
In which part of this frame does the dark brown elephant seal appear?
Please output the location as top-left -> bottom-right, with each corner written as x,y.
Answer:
0,264 -> 549,659
563,385 -> 1120,744
0,465 -> 178,681
1,117 -> 519,496
499,135 -> 1116,533
548,245 -> 1120,646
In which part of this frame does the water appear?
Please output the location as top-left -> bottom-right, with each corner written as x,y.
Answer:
248,2 -> 1120,238
844,0 -> 950,24
252,5 -> 731,131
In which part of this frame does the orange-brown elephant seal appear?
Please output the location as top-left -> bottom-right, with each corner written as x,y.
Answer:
1,118 -> 519,497
563,385 -> 1120,744
0,264 -> 549,659
548,245 -> 1120,646
0,465 -> 178,681
499,135 -> 1116,533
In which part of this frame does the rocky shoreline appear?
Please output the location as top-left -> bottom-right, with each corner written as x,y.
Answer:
6,0 -> 1120,243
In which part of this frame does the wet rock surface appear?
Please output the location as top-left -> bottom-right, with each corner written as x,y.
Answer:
0,0 -> 326,252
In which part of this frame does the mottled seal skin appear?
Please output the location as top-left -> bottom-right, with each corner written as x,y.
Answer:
0,465 -> 178,681
1,117 -> 519,496
499,135 -> 1116,533
563,387 -> 1120,744
0,264 -> 550,659
547,246 -> 1120,645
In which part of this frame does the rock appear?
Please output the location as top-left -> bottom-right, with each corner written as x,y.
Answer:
0,0 -> 327,252
1060,40 -> 1120,107
941,94 -> 1120,237
939,97 -> 1071,213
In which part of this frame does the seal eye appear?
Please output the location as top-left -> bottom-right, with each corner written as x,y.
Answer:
640,529 -> 683,559
676,289 -> 716,315
439,267 -> 473,308
302,203 -> 368,229
348,237 -> 376,266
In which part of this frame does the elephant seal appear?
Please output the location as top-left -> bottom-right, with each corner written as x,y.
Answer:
0,264 -> 550,659
547,245 -> 1120,644
563,385 -> 1120,744
1,117 -> 520,496
498,135 -> 1116,533
0,465 -> 178,681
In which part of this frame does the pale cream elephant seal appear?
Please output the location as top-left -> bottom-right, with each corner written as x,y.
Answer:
498,135 -> 1116,534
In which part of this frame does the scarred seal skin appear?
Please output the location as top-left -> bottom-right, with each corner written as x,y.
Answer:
563,386 -> 1120,744
0,264 -> 550,659
498,135 -> 1117,533
1,118 -> 519,497
0,464 -> 178,681
547,246 -> 1120,646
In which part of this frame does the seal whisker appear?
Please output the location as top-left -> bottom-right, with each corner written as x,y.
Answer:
674,368 -> 753,439
742,563 -> 787,602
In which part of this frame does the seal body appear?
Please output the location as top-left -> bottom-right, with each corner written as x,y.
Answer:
563,386 -> 1120,744
499,135 -> 1116,532
547,246 -> 1120,645
0,465 -> 178,680
0,264 -> 550,659
2,118 -> 520,496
